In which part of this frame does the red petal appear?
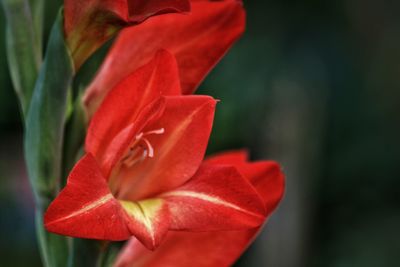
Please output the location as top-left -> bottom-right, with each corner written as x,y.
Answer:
115,230 -> 259,267
235,161 -> 285,213
86,50 -> 180,176
205,150 -> 285,212
44,154 -> 131,240
161,164 -> 266,231
84,0 -> 245,116
116,95 -> 216,201
205,149 -> 249,165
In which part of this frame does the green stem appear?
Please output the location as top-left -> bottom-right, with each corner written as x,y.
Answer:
36,210 -> 70,267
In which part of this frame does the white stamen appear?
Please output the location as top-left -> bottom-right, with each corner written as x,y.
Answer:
143,128 -> 165,136
142,138 -> 154,158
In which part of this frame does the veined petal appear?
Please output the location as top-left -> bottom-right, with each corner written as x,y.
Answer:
115,230 -> 259,267
44,154 -> 131,240
205,150 -> 285,211
117,95 -> 216,201
161,164 -> 266,231
84,0 -> 245,116
119,198 -> 170,250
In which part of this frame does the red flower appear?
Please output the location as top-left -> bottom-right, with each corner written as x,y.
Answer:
114,151 -> 285,267
64,0 -> 190,68
44,51 -> 272,250
83,0 -> 245,118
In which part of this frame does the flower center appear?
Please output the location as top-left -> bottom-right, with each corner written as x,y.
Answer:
121,127 -> 165,167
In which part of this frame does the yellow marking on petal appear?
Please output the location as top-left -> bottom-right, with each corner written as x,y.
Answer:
162,190 -> 264,218
119,198 -> 164,244
46,194 -> 113,225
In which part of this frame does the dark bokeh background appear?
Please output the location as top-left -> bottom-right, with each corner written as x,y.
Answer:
1,1 -> 399,266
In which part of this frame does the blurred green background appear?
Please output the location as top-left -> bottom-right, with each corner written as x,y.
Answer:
1,1 -> 399,266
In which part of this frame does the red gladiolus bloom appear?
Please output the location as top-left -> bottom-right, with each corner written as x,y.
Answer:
83,0 -> 245,118
64,0 -> 190,69
44,51 -> 271,250
114,151 -> 285,267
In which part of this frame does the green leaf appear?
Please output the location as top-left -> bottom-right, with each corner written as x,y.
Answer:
29,0 -> 45,55
62,91 -> 86,186
24,10 -> 74,267
25,9 -> 74,207
1,0 -> 41,115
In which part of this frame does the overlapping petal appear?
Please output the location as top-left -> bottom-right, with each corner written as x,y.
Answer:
84,0 -> 246,117
44,151 -> 275,251
114,151 -> 285,266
